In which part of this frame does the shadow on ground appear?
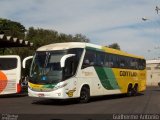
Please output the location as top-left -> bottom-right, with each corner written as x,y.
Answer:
32,93 -> 144,106
0,93 -> 28,98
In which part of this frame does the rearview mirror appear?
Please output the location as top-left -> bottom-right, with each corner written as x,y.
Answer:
60,54 -> 75,68
22,56 -> 33,68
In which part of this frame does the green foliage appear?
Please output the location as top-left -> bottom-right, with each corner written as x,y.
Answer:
21,27 -> 90,76
108,43 -> 121,50
25,27 -> 90,51
0,18 -> 121,77
0,18 -> 28,60
0,18 -> 90,58
0,18 -> 26,39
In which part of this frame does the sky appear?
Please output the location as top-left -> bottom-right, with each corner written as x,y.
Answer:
0,0 -> 160,60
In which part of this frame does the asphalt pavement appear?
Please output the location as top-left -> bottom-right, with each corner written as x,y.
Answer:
0,86 -> 160,120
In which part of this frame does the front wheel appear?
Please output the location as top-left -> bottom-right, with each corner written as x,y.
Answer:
79,87 -> 90,103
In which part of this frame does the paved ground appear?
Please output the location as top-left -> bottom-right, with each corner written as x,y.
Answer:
0,87 -> 160,120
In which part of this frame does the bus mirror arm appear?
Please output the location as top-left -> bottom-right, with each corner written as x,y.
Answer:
60,54 -> 75,68
22,56 -> 33,68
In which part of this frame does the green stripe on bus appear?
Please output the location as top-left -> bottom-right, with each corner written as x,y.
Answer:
94,67 -> 119,90
103,68 -> 119,89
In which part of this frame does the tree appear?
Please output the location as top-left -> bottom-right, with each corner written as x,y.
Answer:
0,18 -> 90,77
73,34 -> 90,42
0,18 -> 26,39
25,27 -> 90,51
0,18 -> 28,59
108,43 -> 121,50
25,27 -> 59,50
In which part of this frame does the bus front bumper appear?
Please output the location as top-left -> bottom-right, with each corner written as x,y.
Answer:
28,88 -> 69,99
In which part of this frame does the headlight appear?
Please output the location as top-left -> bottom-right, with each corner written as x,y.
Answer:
53,83 -> 67,91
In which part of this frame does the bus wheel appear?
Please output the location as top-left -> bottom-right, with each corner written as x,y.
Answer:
79,87 -> 90,103
127,84 -> 133,97
132,84 -> 138,96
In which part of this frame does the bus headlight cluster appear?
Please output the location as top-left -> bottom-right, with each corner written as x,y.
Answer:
53,83 -> 68,91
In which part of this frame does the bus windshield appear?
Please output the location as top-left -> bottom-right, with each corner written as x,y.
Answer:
29,48 -> 83,85
30,51 -> 65,84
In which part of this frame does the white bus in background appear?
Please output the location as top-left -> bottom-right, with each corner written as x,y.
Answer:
0,55 -> 32,95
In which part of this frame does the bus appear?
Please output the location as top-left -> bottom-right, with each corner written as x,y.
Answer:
28,42 -> 146,103
0,55 -> 22,95
0,55 -> 32,95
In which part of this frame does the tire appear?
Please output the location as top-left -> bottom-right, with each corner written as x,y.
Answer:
132,85 -> 138,96
127,84 -> 133,97
79,87 -> 90,103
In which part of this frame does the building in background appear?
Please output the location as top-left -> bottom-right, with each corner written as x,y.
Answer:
146,60 -> 160,86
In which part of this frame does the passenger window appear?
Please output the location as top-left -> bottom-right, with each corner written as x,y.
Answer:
138,59 -> 146,70
82,49 -> 96,69
96,52 -> 105,66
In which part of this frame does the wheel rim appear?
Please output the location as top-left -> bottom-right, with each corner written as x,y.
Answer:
127,86 -> 132,96
80,90 -> 87,101
133,86 -> 138,95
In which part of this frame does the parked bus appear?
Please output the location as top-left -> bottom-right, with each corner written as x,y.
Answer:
28,42 -> 146,103
0,55 -> 21,95
0,55 -> 32,95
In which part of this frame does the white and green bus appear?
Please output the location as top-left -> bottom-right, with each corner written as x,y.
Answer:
28,42 -> 146,103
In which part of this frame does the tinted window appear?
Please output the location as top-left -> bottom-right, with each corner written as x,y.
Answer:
138,59 -> 146,70
81,48 -> 146,70
0,58 -> 17,70
64,48 -> 83,79
96,52 -> 105,66
82,49 -> 96,68
68,48 -> 83,66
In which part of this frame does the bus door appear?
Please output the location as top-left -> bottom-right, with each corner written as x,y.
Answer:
0,55 -> 21,95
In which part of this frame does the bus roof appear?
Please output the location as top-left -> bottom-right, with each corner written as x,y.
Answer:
37,42 -> 86,51
37,42 -> 144,59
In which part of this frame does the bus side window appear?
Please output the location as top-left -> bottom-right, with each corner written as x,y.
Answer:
130,58 -> 137,69
138,59 -> 146,70
64,57 -> 76,79
96,52 -> 105,66
105,54 -> 111,67
82,49 -> 96,69
82,59 -> 90,68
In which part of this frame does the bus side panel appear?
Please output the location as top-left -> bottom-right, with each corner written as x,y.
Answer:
93,66 -> 121,95
138,70 -> 146,92
0,70 -> 17,94
76,67 -> 121,97
76,67 -> 104,97
0,56 -> 21,95
112,68 -> 146,93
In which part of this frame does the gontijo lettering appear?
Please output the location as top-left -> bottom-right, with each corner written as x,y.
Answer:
120,71 -> 137,77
